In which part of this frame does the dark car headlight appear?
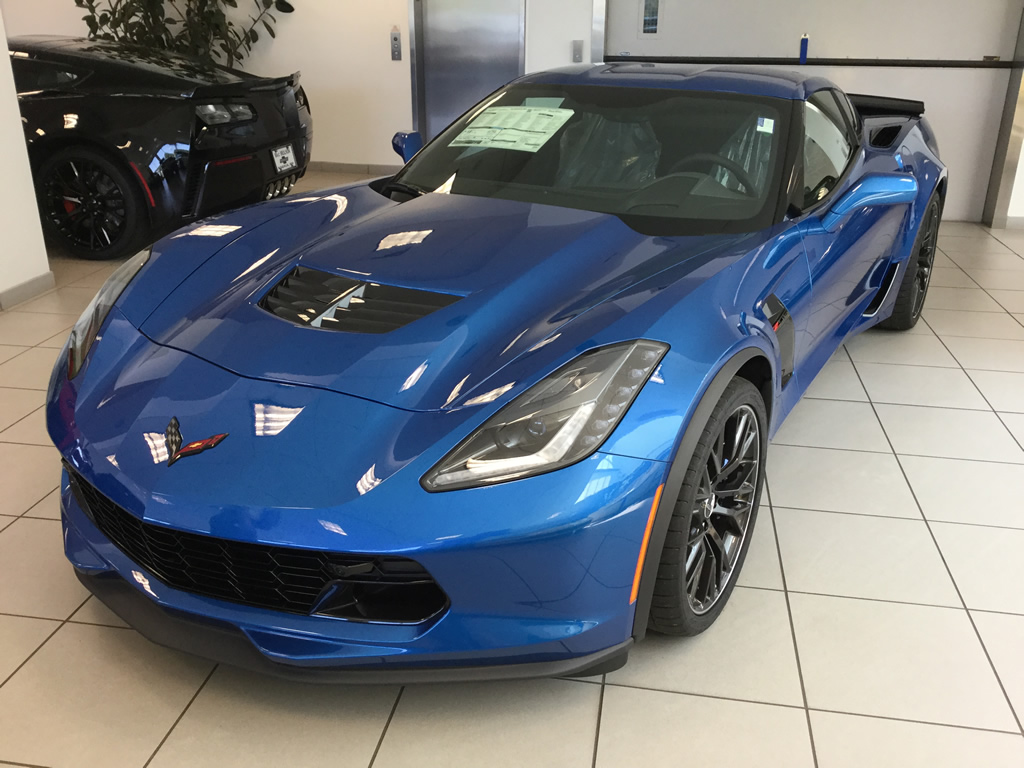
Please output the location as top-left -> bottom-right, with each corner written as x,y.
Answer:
195,103 -> 255,125
422,340 -> 668,491
67,248 -> 151,379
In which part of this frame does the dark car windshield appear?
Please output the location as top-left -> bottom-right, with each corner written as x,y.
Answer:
393,83 -> 792,235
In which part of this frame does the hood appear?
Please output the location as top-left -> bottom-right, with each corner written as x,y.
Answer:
139,187 -> 755,412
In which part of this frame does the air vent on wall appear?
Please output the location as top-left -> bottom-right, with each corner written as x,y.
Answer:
259,266 -> 460,334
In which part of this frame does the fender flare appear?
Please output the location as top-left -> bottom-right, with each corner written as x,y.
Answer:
630,345 -> 769,641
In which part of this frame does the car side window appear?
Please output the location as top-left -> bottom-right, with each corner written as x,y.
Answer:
802,92 -> 854,208
10,58 -> 83,94
831,89 -> 860,140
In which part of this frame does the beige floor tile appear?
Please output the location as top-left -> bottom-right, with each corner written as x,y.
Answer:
0,514 -> 16,532
856,362 -> 989,410
945,251 -> 1021,269
24,488 -> 61,520
964,269 -> 1024,291
597,686 -> 814,768
988,289 -> 1024,313
36,328 -> 71,349
943,336 -> 1024,373
767,445 -> 919,518
845,330 -> 958,367
0,518 -> 88,619
772,399 -> 889,452
0,311 -> 77,346
0,623 -> 212,768
0,614 -> 58,682
928,267 -> 977,288
0,388 -> 42,432
0,407 -> 50,446
149,666 -> 398,768
0,347 -> 60,390
13,286 -> 97,316
774,508 -> 959,606
923,286 -> 1005,312
939,238 -> 1012,255
931,250 -> 957,268
972,611 -> 1024,722
608,588 -> 803,705
938,222 -> 991,238
923,309 -> 1024,341
931,523 -> 1024,613
967,369 -> 1024,412
791,593 -> 1015,730
1002,412 -> 1024,445
70,596 -> 128,628
900,455 -> 1024,528
803,360 -> 867,401
874,404 -> 1024,463
373,678 -> 599,768
736,510 -> 783,590
48,259 -> 107,287
0,444 -> 61,516
0,345 -> 30,366
810,711 -> 1024,767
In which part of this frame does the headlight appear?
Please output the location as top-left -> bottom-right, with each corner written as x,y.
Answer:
195,103 -> 255,125
67,248 -> 151,379
422,340 -> 668,491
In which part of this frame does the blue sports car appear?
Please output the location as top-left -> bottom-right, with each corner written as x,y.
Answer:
48,63 -> 946,681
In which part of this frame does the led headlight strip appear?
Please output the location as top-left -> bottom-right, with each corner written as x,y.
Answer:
422,340 -> 668,491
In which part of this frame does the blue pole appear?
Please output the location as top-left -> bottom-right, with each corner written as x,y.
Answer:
799,34 -> 808,64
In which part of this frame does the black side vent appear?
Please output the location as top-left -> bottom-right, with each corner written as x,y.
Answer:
869,124 -> 903,149
259,266 -> 461,334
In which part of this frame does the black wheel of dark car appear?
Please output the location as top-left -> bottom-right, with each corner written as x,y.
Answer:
37,147 -> 146,260
648,378 -> 767,636
878,193 -> 942,331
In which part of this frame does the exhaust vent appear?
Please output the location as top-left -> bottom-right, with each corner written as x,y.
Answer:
259,266 -> 460,334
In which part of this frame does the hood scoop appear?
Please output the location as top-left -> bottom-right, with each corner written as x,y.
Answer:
259,266 -> 462,335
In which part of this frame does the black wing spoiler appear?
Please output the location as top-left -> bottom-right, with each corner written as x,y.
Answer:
847,93 -> 924,119
186,71 -> 300,99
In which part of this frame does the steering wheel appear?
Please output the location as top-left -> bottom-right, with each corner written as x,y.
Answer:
668,153 -> 759,197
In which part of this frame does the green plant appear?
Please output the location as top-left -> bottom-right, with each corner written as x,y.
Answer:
74,0 -> 295,68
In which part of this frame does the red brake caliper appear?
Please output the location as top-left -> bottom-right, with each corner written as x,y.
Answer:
63,200 -> 76,214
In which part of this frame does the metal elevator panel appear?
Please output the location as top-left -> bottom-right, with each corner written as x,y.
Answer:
412,0 -> 525,141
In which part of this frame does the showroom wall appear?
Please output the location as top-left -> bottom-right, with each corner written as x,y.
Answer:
0,7 -> 52,308
606,0 -> 1024,222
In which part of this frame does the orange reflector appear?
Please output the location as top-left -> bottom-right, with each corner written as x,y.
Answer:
630,483 -> 664,604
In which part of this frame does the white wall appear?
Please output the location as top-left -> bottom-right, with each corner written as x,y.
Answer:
0,0 -> 413,168
525,0 -> 594,72
0,6 -> 52,307
605,0 -> 1024,222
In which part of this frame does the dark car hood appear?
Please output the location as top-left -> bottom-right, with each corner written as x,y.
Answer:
140,188 -> 753,411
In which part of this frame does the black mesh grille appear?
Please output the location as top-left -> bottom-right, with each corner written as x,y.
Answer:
68,469 -> 448,623
259,266 -> 460,334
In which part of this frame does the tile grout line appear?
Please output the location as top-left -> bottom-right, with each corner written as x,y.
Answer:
0,593 -> 91,691
141,664 -> 219,768
848,352 -> 1024,737
765,501 -> 1024,534
770,440 -> 1024,467
367,687 -> 404,768
763,478 -> 819,768
0,759 -> 53,768
590,673 -> 606,768
16,484 -> 60,519
934,247 -> 1024,333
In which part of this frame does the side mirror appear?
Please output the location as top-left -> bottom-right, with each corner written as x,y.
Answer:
392,131 -> 423,163
820,173 -> 918,232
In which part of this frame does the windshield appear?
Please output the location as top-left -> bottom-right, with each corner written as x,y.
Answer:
392,83 -> 792,235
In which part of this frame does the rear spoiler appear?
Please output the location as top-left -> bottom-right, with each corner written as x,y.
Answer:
186,71 -> 300,99
847,93 -> 924,119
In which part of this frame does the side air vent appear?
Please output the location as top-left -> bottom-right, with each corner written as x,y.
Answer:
869,124 -> 903,149
259,266 -> 461,334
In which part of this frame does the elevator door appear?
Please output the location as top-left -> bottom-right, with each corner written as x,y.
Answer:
413,0 -> 525,141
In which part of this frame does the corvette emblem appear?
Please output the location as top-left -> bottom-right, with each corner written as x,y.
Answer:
164,417 -> 228,466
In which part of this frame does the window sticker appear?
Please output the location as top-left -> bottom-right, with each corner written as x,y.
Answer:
756,116 -> 775,134
449,106 -> 574,153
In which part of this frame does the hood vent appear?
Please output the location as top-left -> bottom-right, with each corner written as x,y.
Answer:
259,266 -> 460,334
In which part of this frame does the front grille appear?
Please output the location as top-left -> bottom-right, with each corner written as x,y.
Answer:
260,266 -> 461,334
68,469 -> 448,623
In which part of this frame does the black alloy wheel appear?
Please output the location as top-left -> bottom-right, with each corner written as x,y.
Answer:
649,377 -> 767,636
37,147 -> 145,260
879,192 -> 942,330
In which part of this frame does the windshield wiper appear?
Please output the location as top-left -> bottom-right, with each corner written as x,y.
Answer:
382,179 -> 428,198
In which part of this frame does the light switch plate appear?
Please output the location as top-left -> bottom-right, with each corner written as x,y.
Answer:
391,29 -> 402,61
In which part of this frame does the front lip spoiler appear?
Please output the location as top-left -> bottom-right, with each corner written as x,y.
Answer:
76,569 -> 632,684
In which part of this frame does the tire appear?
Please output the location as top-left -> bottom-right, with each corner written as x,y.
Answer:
36,146 -> 148,260
648,378 -> 768,636
877,192 -> 942,331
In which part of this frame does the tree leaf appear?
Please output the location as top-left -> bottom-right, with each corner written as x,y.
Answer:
262,19 -> 275,38
275,0 -> 295,12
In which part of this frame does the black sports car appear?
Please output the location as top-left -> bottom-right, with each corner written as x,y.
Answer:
9,35 -> 313,259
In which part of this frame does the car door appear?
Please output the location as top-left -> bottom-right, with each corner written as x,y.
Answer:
795,89 -> 904,376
